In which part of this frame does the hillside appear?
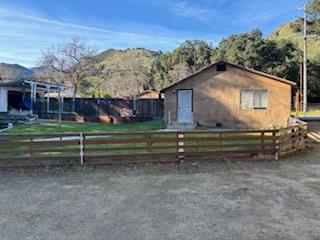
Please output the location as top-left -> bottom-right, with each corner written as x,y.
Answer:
78,48 -> 161,97
0,63 -> 34,81
0,49 -> 161,98
1,19 -> 320,99
269,19 -> 320,62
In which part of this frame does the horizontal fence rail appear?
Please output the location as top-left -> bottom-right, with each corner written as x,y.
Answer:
278,124 -> 309,157
82,130 -> 278,165
0,133 -> 81,166
0,124 -> 309,167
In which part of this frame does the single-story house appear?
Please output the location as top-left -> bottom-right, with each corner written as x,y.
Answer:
160,61 -> 296,129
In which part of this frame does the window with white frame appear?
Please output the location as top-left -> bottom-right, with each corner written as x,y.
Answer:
240,90 -> 268,110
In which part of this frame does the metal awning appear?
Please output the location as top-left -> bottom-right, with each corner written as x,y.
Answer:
0,79 -> 74,114
0,79 -> 71,91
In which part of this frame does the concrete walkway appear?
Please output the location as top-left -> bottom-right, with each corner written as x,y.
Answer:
298,116 -> 320,122
306,121 -> 320,143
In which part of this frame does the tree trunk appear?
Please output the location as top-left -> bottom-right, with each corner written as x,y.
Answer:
72,85 -> 77,113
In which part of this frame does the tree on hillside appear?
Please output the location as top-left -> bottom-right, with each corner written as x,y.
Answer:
173,40 -> 212,71
308,0 -> 320,18
308,62 -> 320,99
79,75 -> 112,98
211,29 -> 266,68
150,33 -> 302,91
212,29 -> 300,82
33,65 -> 65,127
149,40 -> 213,90
40,38 -> 96,111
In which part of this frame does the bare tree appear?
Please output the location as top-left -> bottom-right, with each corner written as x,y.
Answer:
40,38 -> 96,112
33,66 -> 65,127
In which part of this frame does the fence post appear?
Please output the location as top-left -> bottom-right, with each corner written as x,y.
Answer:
79,133 -> 84,166
273,130 -> 280,161
219,132 -> 222,156
30,136 -> 34,160
177,132 -> 185,162
291,127 -> 296,150
304,124 -> 309,148
261,131 -> 265,154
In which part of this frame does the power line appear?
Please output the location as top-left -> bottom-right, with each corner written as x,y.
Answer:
297,4 -> 315,113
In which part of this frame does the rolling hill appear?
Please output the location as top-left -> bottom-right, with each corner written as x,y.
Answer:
0,48 -> 161,98
0,63 -> 34,81
269,18 -> 320,62
78,48 -> 161,97
2,19 -> 320,98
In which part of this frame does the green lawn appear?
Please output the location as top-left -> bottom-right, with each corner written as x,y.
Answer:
291,110 -> 320,117
2,121 -> 166,134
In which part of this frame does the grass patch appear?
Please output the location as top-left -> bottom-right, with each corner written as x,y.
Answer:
2,121 -> 166,134
291,110 -> 320,117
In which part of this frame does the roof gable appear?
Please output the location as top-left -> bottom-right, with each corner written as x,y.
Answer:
160,61 -> 296,92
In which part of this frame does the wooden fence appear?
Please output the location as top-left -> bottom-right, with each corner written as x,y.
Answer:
278,123 -> 309,157
0,124 -> 309,167
35,98 -> 164,121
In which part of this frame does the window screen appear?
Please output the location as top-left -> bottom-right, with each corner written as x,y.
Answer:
253,90 -> 268,109
240,91 -> 254,110
240,90 -> 268,110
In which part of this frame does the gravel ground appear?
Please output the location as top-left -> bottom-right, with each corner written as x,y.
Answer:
1,146 -> 320,240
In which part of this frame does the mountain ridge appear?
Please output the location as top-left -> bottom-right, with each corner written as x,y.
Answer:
0,63 -> 34,81
1,19 -> 320,97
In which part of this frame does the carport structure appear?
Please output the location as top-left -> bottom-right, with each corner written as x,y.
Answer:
0,79 -> 74,114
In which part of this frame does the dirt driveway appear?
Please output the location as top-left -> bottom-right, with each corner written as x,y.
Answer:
1,146 -> 320,240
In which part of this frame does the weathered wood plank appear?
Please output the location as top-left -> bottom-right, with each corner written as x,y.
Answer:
84,143 -> 275,152
0,140 -> 79,147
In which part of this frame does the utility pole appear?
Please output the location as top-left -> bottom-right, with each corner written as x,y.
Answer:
297,4 -> 319,113
303,4 -> 308,113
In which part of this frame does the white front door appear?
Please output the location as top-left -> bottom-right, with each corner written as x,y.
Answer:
178,90 -> 193,123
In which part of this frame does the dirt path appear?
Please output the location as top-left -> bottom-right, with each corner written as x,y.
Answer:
1,147 -> 320,240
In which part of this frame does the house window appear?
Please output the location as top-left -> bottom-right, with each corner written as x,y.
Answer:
240,90 -> 268,110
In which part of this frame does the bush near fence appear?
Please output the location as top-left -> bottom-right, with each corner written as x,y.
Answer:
0,123 -> 309,167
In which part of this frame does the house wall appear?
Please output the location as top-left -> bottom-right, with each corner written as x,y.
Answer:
0,87 -> 8,112
163,64 -> 292,129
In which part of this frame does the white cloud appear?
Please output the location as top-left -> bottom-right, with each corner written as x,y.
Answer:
168,1 -> 215,21
0,6 -> 192,67
148,0 -> 215,21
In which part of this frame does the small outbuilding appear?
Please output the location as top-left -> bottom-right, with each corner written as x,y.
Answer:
160,61 -> 296,129
135,90 -> 161,99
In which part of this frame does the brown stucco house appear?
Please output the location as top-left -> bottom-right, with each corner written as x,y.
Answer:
160,61 -> 296,129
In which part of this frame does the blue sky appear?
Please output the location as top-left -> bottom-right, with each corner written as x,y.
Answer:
0,0 -> 305,67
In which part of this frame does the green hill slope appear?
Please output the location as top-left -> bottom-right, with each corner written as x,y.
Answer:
269,19 -> 320,62
79,48 -> 161,98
